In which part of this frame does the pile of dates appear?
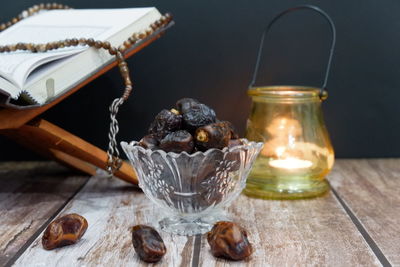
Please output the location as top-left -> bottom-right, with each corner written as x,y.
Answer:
138,98 -> 242,153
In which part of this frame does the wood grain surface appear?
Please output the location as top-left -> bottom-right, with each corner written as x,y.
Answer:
329,159 -> 400,266
13,171 -> 194,267
2,160 -> 399,266
0,162 -> 89,266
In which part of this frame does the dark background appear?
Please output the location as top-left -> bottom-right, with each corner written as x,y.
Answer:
1,0 -> 399,160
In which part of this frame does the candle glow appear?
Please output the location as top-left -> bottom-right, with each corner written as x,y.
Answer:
269,157 -> 313,169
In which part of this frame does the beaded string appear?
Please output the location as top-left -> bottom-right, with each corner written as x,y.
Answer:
0,3 -> 173,175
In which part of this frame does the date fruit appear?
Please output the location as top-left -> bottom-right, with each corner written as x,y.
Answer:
195,121 -> 232,150
159,130 -> 194,153
148,109 -> 182,139
139,134 -> 159,149
176,97 -> 200,114
207,221 -> 253,261
132,225 -> 166,263
42,213 -> 88,250
182,103 -> 216,132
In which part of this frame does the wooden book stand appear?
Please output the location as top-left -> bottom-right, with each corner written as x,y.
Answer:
0,22 -> 173,185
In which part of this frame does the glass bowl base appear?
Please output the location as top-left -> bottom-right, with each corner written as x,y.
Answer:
244,176 -> 330,200
159,212 -> 228,236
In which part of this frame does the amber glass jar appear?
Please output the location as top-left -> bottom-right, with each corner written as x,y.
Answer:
244,86 -> 334,199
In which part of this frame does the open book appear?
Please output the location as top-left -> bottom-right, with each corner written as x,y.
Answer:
0,7 -> 162,107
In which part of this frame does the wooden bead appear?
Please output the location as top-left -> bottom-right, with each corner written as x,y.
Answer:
128,37 -> 137,44
45,3 -> 52,9
0,23 -> 6,30
71,38 -> 79,45
138,32 -> 146,39
102,41 -> 111,49
50,41 -> 58,48
118,45 -> 126,52
116,51 -> 124,61
150,23 -> 157,30
37,44 -> 47,52
16,43 -> 25,50
108,47 -> 117,55
94,41 -> 102,49
120,68 -> 129,77
0,46 -> 5,52
87,38 -> 95,46
123,40 -> 131,48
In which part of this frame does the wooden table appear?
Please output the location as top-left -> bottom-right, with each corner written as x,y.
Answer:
0,159 -> 399,266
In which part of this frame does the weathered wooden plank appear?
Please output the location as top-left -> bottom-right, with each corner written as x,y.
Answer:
329,159 -> 400,266
13,172 -> 195,267
0,161 -> 89,266
198,193 -> 380,267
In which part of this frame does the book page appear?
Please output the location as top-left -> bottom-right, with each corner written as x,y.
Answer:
0,24 -> 109,95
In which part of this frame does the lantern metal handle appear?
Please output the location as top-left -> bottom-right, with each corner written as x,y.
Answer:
249,5 -> 336,100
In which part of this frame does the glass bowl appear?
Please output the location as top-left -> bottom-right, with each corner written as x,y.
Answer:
121,139 -> 263,236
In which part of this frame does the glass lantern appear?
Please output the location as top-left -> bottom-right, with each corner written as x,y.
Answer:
243,5 -> 336,199
244,86 -> 334,199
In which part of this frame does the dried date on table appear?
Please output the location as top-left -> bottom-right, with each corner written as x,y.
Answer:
132,225 -> 167,263
207,221 -> 253,261
42,213 -> 88,250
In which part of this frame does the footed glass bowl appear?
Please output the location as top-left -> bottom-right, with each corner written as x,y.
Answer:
121,139 -> 263,236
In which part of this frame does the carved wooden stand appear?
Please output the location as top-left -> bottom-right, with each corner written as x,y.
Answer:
0,28 -> 171,184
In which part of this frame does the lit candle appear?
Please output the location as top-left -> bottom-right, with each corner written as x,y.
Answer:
269,157 -> 313,169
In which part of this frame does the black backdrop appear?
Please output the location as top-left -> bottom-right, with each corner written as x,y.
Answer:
1,0 -> 399,160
